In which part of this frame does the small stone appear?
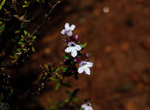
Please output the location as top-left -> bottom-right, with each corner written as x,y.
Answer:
121,42 -> 130,52
44,48 -> 51,54
141,37 -> 150,50
103,7 -> 109,13
105,45 -> 113,53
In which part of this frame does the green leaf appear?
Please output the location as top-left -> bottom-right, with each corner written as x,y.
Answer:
22,4 -> 29,8
64,89 -> 79,103
59,102 -> 65,107
50,78 -> 58,82
32,36 -> 36,40
0,0 -> 6,10
81,43 -> 87,48
20,22 -> 24,28
24,30 -> 28,36
47,98 -> 54,105
21,35 -> 24,39
66,91 -> 71,95
65,98 -> 70,103
9,89 -> 14,96
55,82 -> 60,90
64,55 -> 70,60
14,30 -> 20,34
17,48 -> 22,53
24,1 -> 28,4
54,68 -> 60,73
61,66 -> 68,72
11,38 -> 16,43
0,93 -> 4,100
18,42 -> 24,45
32,46 -> 35,52
0,21 -> 5,34
73,97 -> 78,103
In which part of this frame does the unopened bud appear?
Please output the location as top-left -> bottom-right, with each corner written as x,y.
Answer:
73,35 -> 79,41
84,53 -> 89,58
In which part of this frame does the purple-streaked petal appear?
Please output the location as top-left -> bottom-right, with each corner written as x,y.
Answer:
65,47 -> 72,53
79,61 -> 87,67
70,24 -> 75,30
71,50 -> 77,57
87,62 -> 93,68
84,68 -> 91,75
78,67 -> 84,73
61,29 -> 66,34
75,45 -> 81,51
65,23 -> 69,30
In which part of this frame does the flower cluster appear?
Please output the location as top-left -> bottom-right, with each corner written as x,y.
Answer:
61,23 -> 93,75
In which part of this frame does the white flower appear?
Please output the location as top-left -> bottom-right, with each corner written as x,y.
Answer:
78,61 -> 93,75
65,42 -> 81,57
81,102 -> 93,110
61,23 -> 75,36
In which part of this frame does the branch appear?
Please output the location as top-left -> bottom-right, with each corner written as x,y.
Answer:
31,0 -> 60,36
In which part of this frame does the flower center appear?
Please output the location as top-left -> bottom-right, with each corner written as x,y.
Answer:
66,29 -> 71,33
68,42 -> 76,47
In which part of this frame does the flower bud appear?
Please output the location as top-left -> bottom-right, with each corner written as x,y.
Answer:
63,59 -> 71,65
63,58 -> 67,62
72,35 -> 79,41
63,38 -> 70,43
74,57 -> 81,63
83,53 -> 89,59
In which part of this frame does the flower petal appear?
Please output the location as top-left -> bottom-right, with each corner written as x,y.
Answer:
81,104 -> 86,108
84,68 -> 91,75
68,42 -> 76,46
89,106 -> 93,110
71,49 -> 77,57
65,47 -> 72,53
78,67 -> 84,73
75,45 -> 82,51
61,29 -> 66,34
65,23 -> 69,30
70,24 -> 75,30
87,62 -> 93,68
67,31 -> 73,36
79,61 -> 87,67
85,106 -> 93,110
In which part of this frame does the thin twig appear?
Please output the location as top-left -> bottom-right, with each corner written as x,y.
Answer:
31,0 -> 60,36
1,0 -> 60,67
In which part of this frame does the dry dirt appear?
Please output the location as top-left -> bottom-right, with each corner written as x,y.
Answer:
11,0 -> 150,110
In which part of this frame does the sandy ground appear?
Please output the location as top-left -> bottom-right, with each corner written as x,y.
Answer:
9,0 -> 150,110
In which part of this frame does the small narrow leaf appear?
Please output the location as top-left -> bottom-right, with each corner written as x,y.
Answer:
61,66 -> 68,72
64,55 -> 70,60
9,89 -> 14,96
24,30 -> 28,36
55,82 -> 61,90
32,46 -> 35,52
81,43 -> 87,48
18,42 -> 24,45
32,36 -> 36,40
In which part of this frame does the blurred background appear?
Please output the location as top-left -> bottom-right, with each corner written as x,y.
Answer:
1,0 -> 150,110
